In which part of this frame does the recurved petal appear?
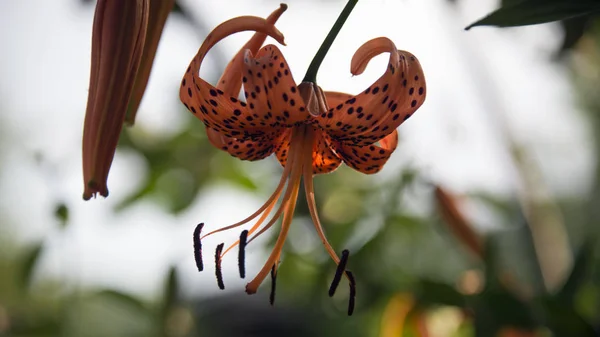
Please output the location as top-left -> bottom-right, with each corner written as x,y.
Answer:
206,127 -> 281,161
83,0 -> 149,200
316,37 -> 426,147
218,4 -> 288,96
334,129 -> 398,174
311,131 -> 342,174
180,17 -> 287,140
125,0 -> 175,125
274,128 -> 292,167
241,45 -> 310,127
274,128 -> 341,174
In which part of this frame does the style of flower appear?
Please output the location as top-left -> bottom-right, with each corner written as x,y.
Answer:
181,3 -> 426,315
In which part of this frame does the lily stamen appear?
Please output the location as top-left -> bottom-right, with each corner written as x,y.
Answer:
329,249 -> 350,297
347,271 -> 356,315
270,264 -> 278,305
193,223 -> 204,272
238,230 -> 249,278
215,243 -> 225,290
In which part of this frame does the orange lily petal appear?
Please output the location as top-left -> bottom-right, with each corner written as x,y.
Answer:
274,128 -> 292,167
312,131 -> 342,174
82,0 -> 149,199
201,4 -> 288,161
241,45 -> 310,127
316,37 -> 426,146
334,129 -> 398,174
179,16 -> 286,140
217,4 -> 288,96
275,128 -> 341,174
206,128 -> 282,161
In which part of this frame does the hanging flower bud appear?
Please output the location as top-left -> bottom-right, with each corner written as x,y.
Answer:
82,0 -> 149,200
125,0 -> 176,125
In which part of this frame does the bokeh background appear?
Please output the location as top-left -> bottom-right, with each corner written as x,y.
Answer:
1,0 -> 599,336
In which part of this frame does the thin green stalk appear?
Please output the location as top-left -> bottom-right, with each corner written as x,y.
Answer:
302,0 -> 358,84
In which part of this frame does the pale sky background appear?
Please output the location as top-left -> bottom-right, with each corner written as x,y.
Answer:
0,0 -> 594,300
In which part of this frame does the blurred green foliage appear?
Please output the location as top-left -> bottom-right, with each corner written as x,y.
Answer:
2,0 -> 600,336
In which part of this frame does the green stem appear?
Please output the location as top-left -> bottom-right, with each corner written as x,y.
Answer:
302,0 -> 358,84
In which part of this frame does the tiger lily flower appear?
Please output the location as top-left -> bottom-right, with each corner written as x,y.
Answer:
182,3 -> 425,313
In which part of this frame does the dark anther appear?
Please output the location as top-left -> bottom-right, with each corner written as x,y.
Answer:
238,230 -> 248,278
346,270 -> 356,316
215,243 -> 225,290
193,223 -> 204,272
328,249 -> 349,297
270,264 -> 277,306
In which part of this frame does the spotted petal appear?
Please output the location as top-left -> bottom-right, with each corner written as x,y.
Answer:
217,4 -> 287,96
206,128 -> 282,161
179,17 -> 286,141
311,131 -> 342,174
241,45 -> 310,128
334,129 -> 398,174
274,127 -> 341,174
316,37 -> 426,146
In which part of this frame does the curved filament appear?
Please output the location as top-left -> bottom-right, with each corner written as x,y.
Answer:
245,126 -> 307,294
201,162 -> 291,239
302,127 -> 342,265
220,191 -> 280,257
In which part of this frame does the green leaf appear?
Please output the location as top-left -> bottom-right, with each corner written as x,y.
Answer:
162,266 -> 179,315
541,296 -> 597,336
95,289 -> 148,314
557,241 -> 594,305
415,279 -> 467,308
466,0 -> 600,30
20,243 -> 43,291
471,287 -> 537,336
